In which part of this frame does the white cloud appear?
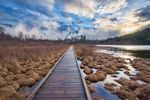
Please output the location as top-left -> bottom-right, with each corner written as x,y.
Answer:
62,0 -> 99,18
97,0 -> 128,14
62,0 -> 127,18
77,27 -> 120,40
3,20 -> 70,40
1,0 -> 150,40
42,21 -> 60,30
4,23 -> 42,39
90,8 -> 150,39
26,0 -> 55,11
40,0 -> 55,11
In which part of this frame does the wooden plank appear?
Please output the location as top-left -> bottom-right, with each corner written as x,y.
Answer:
73,48 -> 92,100
26,47 -> 68,100
35,93 -> 85,98
27,46 -> 89,100
43,82 -> 82,88
39,87 -> 85,92
34,97 -> 87,100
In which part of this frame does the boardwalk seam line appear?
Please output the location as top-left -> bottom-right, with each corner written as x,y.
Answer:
73,46 -> 92,100
26,48 -> 69,100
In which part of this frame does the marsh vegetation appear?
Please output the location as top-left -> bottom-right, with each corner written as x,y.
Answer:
75,45 -> 150,100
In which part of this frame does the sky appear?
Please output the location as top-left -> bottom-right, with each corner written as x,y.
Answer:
0,0 -> 150,40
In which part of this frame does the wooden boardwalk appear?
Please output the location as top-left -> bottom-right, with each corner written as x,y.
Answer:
28,46 -> 90,100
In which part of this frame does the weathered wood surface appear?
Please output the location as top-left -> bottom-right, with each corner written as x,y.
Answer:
33,46 -> 88,100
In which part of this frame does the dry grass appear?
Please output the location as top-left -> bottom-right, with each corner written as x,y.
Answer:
74,44 -> 96,59
74,44 -> 150,100
0,42 -> 68,100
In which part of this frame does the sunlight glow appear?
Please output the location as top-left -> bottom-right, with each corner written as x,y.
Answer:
123,46 -> 134,50
123,26 -> 137,33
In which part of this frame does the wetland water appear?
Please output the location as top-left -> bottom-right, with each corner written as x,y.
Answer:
78,45 -> 150,100
96,45 -> 150,59
77,60 -> 120,100
95,45 -> 150,99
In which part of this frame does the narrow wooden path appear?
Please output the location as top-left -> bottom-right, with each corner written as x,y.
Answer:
30,46 -> 89,100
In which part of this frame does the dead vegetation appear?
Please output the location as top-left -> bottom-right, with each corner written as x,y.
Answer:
0,42 -> 68,100
74,44 -> 150,100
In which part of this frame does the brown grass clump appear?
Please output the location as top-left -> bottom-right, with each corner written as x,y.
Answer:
80,64 -> 86,69
131,59 -> 150,84
86,80 -> 91,85
0,42 -> 68,100
75,45 -> 150,100
83,67 -> 93,75
114,89 -> 139,100
136,72 -> 150,83
95,98 -> 104,100
104,83 -> 116,92
98,67 -> 119,74
135,84 -> 150,100
124,71 -> 132,76
85,71 -> 107,82
87,85 -> 95,93
115,78 -> 140,91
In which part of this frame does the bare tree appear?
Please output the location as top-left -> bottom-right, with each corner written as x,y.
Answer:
25,34 -> 30,40
32,34 -> 36,40
18,32 -> 23,40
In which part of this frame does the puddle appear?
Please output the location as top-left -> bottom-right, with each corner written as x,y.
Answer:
116,70 -> 130,80
99,75 -> 121,88
77,60 -> 82,66
136,80 -> 146,85
125,64 -> 139,75
91,82 -> 120,100
93,68 -> 97,74
77,60 -> 87,77
77,60 -> 120,100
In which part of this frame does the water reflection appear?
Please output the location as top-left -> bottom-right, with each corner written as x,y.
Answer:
125,64 -> 139,75
96,45 -> 150,51
77,45 -> 150,100
96,49 -> 135,60
136,80 -> 146,85
99,75 -> 121,88
77,60 -> 120,100
91,82 -> 120,100
116,71 -> 130,80
96,45 -> 150,59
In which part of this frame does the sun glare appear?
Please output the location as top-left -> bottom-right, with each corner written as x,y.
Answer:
123,26 -> 137,33
123,46 -> 135,50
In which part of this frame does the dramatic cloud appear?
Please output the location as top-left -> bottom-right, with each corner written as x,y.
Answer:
136,5 -> 150,21
3,21 -> 70,40
3,0 -> 54,16
97,0 -> 128,14
58,0 -> 127,18
60,0 -> 98,18
0,0 -> 150,40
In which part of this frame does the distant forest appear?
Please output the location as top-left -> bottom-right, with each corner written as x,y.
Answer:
101,28 -> 150,45
1,26 -> 150,45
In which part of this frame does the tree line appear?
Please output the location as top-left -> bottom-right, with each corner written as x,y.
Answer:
101,28 -> 150,45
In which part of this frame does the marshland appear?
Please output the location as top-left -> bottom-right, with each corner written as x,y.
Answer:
74,45 -> 150,100
0,30 -> 69,100
1,29 -> 150,100
1,0 -> 150,100
0,42 -> 68,100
